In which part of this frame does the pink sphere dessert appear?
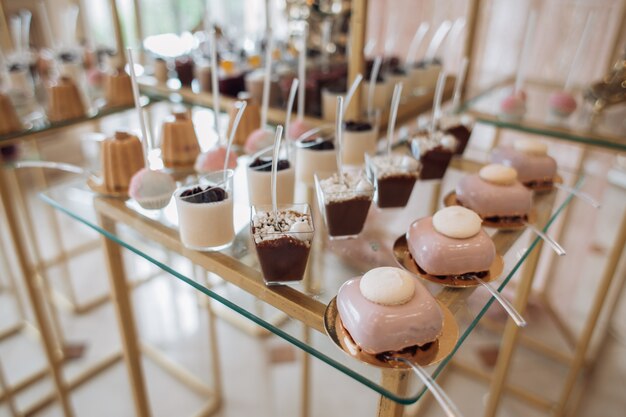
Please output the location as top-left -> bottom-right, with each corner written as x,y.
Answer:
194,146 -> 238,173
548,91 -> 577,118
499,92 -> 527,122
129,168 -> 176,210
244,128 -> 273,155
288,119 -> 310,140
87,68 -> 104,88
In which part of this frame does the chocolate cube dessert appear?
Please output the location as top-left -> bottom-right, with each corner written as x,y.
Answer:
366,155 -> 420,208
411,133 -> 456,180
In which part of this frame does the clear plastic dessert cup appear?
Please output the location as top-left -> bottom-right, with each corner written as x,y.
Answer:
365,153 -> 420,208
174,169 -> 235,251
250,204 -> 314,286
314,171 -> 374,240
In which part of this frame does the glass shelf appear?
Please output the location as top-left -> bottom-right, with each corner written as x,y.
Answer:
463,79 -> 626,152
38,151 -> 582,404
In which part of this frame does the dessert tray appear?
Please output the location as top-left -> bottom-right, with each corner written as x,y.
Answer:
324,297 -> 459,368
392,235 -> 505,287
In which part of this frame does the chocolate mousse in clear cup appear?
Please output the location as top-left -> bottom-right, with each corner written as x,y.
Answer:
174,169 -> 235,251
365,154 -> 420,208
251,204 -> 315,286
314,171 -> 374,239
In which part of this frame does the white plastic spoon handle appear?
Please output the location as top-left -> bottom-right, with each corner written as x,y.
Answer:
554,183 -> 601,208
406,22 -> 429,68
367,56 -> 383,119
475,277 -> 526,327
523,221 -> 566,256
342,73 -> 363,119
386,83 -> 403,156
284,78 -> 299,159
425,20 -> 452,62
224,100 -> 247,176
387,356 -> 464,417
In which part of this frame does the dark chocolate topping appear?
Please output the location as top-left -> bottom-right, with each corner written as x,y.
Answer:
390,67 -> 407,76
58,52 -> 78,63
299,137 -> 335,150
344,120 -> 373,132
180,186 -> 227,204
8,63 -> 25,72
249,157 -> 290,172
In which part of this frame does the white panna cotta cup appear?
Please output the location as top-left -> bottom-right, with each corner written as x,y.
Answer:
175,170 -> 235,251
342,120 -> 378,166
246,151 -> 295,206
295,130 -> 338,186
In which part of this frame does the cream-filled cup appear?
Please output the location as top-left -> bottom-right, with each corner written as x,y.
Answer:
246,153 -> 295,205
175,170 -> 235,251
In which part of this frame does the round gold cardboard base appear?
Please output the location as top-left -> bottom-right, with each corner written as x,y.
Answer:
392,235 -> 505,288
324,297 -> 459,369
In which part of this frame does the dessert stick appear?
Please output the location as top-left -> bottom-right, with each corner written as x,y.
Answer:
522,220 -> 566,256
451,57 -> 468,112
335,96 -> 344,184
126,48 -> 150,167
284,78 -> 299,159
260,29 -> 273,129
62,5 -> 79,48
297,22 -> 307,122
443,18 -> 466,65
224,100 -> 247,176
424,20 -> 452,62
10,15 -> 21,53
367,56 -> 382,119
38,0 -> 57,49
564,13 -> 595,92
386,83 -> 403,156
430,71 -> 447,139
514,10 -> 537,94
554,183 -> 600,208
20,10 -> 32,53
405,22 -> 429,68
270,125 -> 284,220
474,276 -> 526,326
209,27 -> 221,140
341,73 -> 363,120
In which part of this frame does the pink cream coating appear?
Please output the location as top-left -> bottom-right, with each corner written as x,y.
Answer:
129,168 -> 176,200
195,146 -> 237,173
337,277 -> 444,355
288,119 -> 310,141
499,94 -> 526,119
456,174 -> 532,218
407,217 -> 496,276
548,91 -> 577,117
491,146 -> 557,184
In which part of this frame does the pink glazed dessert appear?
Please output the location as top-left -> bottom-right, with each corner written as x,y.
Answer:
548,91 -> 577,118
491,139 -> 557,190
456,164 -> 532,224
337,267 -> 444,355
407,207 -> 496,277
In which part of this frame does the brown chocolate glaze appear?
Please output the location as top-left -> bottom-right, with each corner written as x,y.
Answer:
254,236 -> 310,283
324,196 -> 372,236
376,175 -> 417,208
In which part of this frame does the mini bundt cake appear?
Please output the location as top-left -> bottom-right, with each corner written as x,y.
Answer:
46,76 -> 86,122
160,110 -> 201,169
101,130 -> 145,194
0,93 -> 22,135
104,69 -> 134,108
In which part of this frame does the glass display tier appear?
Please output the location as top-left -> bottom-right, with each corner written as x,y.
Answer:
463,79 -> 626,152
38,152 -> 582,405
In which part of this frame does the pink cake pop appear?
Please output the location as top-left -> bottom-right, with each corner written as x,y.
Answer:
499,91 -> 527,122
195,145 -> 238,172
547,91 -> 577,118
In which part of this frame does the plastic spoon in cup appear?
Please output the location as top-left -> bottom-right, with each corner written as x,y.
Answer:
341,73 -> 363,120
386,83 -> 403,157
126,48 -> 151,167
522,221 -> 566,256
260,29 -> 274,130
382,355 -> 464,417
424,20 -> 452,63
554,183 -> 601,208
451,57 -> 469,112
37,0 -> 56,50
10,15 -> 21,53
429,71 -> 447,139
473,277 -> 526,327
20,10 -> 32,54
271,125 -> 284,221
335,96 -> 344,185
406,22 -> 429,68
224,100 -> 247,176
284,78 -> 299,159
209,27 -> 222,140
297,22 -> 308,123
367,56 -> 383,120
